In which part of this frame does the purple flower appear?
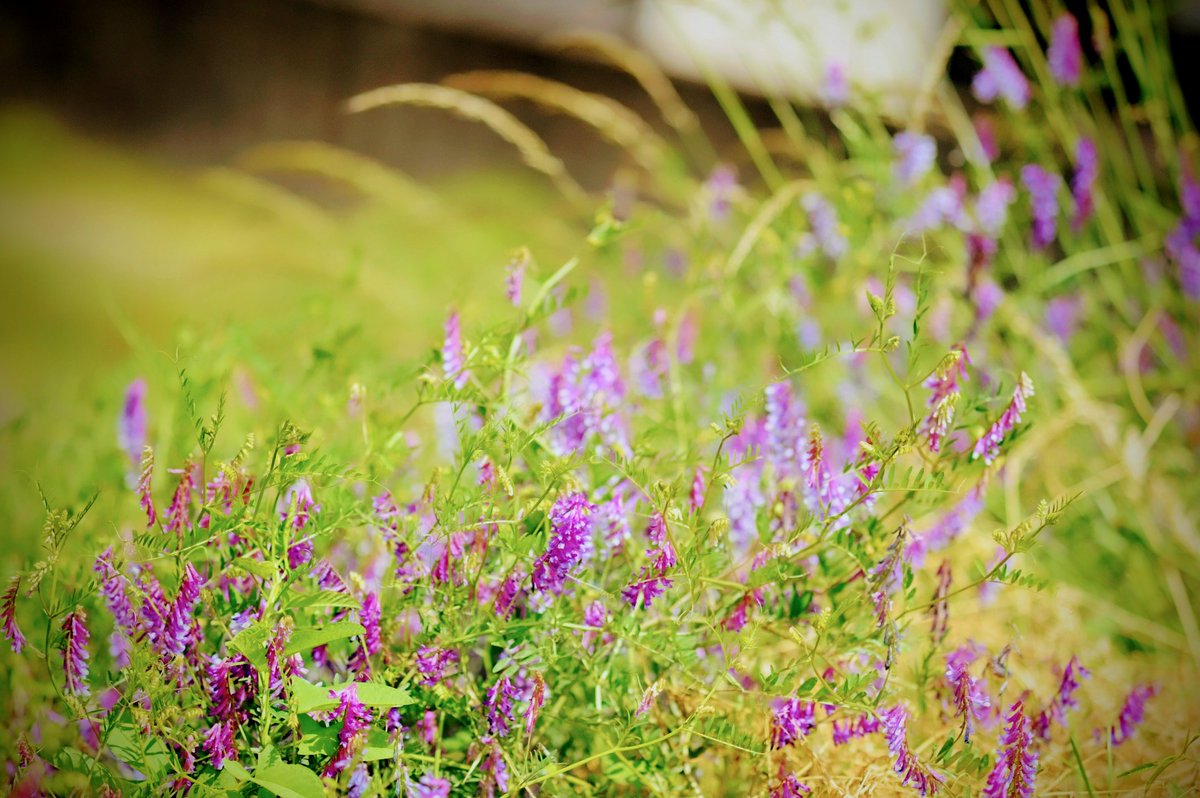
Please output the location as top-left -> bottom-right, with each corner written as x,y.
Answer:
118,378 -> 148,468
136,447 -> 157,528
1033,656 -> 1089,739
359,592 -> 382,656
973,47 -> 1030,109
415,646 -> 459,687
2,576 -> 26,654
581,599 -> 607,651
348,764 -> 370,798
972,372 -> 1035,464
689,466 -> 706,512
524,672 -> 545,737
975,179 -> 1017,235
265,620 -> 294,696
974,114 -> 999,162
1048,14 -> 1083,87
620,576 -> 672,609
893,132 -> 937,186
945,646 -> 990,742
705,165 -> 738,222
62,608 -> 91,696
419,709 -> 437,745
921,346 -> 969,454
410,773 -> 451,798
442,310 -> 469,390
202,720 -> 237,770
721,589 -> 764,632
484,674 -> 521,737
287,537 -> 313,570
1021,164 -> 1061,250
770,698 -> 815,748
325,684 -> 373,777
1071,137 -> 1098,231
479,738 -> 509,798
881,705 -> 944,795
799,193 -> 847,260
983,701 -> 1038,798
505,257 -> 526,307
1045,295 -> 1081,342
278,479 -> 319,530
164,464 -> 195,536
494,572 -> 522,619
1100,683 -> 1157,745
831,712 -> 882,745
824,61 -> 849,107
94,549 -> 136,636
164,562 -> 204,656
772,773 -> 812,797
530,492 -> 595,594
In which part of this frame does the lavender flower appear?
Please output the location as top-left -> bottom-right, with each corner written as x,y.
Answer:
287,537 -> 313,570
442,310 -> 469,390
799,192 -> 847,260
1071,137 -> 1098,231
325,684 -> 373,777
94,549 -> 136,636
2,575 -> 26,653
921,347 -> 968,454
1048,14 -> 1083,87
164,562 -> 204,656
771,773 -> 811,797
1045,295 -> 1081,342
348,764 -> 369,798
945,646 -> 990,742
530,492 -> 594,594
973,47 -> 1030,109
972,373 -> 1034,464
480,738 -> 509,798
62,608 -> 91,696
419,709 -> 437,745
881,705 -> 944,795
893,132 -> 937,186
494,572 -> 522,619
118,378 -> 148,468
770,698 -> 815,748
1033,656 -> 1089,739
831,713 -> 882,745
505,254 -> 526,307
410,773 -> 451,798
1101,683 -> 1157,745
278,479 -> 319,530
359,591 -> 382,656
1021,165 -> 1062,250
722,589 -> 764,632
823,61 -> 849,107
484,674 -> 521,737
415,646 -> 459,687
975,179 -> 1017,235
983,701 -> 1037,798
621,576 -> 672,609
202,720 -> 237,770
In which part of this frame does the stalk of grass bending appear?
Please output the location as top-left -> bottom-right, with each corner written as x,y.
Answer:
725,180 -> 810,277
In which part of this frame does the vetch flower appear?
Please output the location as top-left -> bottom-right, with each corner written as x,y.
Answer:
1048,14 -> 1083,87
135,447 -> 157,527
2,575 -> 26,654
442,310 -> 469,390
164,463 -> 195,536
771,772 -> 811,797
831,712 -> 882,745
921,346 -> 968,454
202,720 -> 237,770
975,179 -> 1017,235
893,132 -> 937,186
325,684 -> 373,777
1021,164 -> 1061,250
118,378 -> 148,470
823,61 -> 849,107
770,698 -> 815,748
704,164 -> 738,223
1071,137 -> 1098,231
798,192 -> 847,260
484,674 -> 521,737
945,646 -> 990,742
410,773 -> 451,798
524,672 -> 545,737
1100,683 -> 1157,745
530,492 -> 595,594
983,701 -> 1037,798
479,738 -> 509,798
1033,655 -> 1089,739
930,560 -> 952,645
621,576 -> 672,609
359,591 -> 382,656
415,646 -> 459,687
972,373 -> 1034,464
62,607 -> 91,696
973,47 -> 1030,109
505,251 -> 527,307
278,479 -> 319,530
881,705 -> 944,795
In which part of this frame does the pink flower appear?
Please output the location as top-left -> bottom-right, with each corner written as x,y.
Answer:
202,720 -> 237,770
1048,14 -> 1083,87
62,608 -> 91,696
972,373 -> 1035,464
770,698 -> 815,748
983,701 -> 1037,798
415,646 -> 459,687
2,576 -> 26,653
1033,656 -> 1089,739
881,705 -> 944,795
325,684 -> 373,777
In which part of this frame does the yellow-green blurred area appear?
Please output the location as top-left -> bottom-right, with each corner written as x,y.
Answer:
0,107 -> 592,556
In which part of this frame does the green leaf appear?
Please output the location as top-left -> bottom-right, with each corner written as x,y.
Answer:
104,713 -> 173,778
293,678 -> 414,714
251,763 -> 326,798
232,557 -> 278,580
286,590 -> 362,611
228,621 -> 271,669
284,622 -> 365,657
223,760 -> 253,782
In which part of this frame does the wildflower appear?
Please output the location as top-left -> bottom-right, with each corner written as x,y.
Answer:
484,674 -> 521,737
983,701 -> 1037,798
419,709 -> 438,745
278,479 -> 319,530
1033,656 -> 1089,739
348,764 -> 370,798
118,378 -> 148,468
202,720 -> 237,770
945,646 -> 990,742
770,698 -> 816,748
621,576 -> 672,609
1021,165 -> 1061,250
410,773 -> 451,798
689,466 -> 706,512
415,646 -> 459,687
505,252 -> 526,307
824,61 -> 849,107
581,600 -> 607,651
494,571 -> 522,619
972,47 -> 1030,109
524,672 -> 545,737
972,373 -> 1035,464
893,132 -> 937,186
286,537 -> 313,570
704,164 -> 738,222
1048,14 -> 1083,87
265,619 -> 294,696
164,463 -> 195,536
325,684 -> 373,777
1045,295 -> 1081,342
831,713 -> 882,745
799,192 -> 847,260
930,561 -> 952,645
1071,137 -> 1098,231
771,773 -> 812,797
62,608 -> 91,696
636,680 -> 663,717
722,589 -> 764,632
164,562 -> 204,656
442,310 -> 469,390
2,575 -> 25,653
975,179 -> 1017,235
921,347 -> 968,454
974,114 -> 999,162
136,447 -> 157,527
530,492 -> 595,594
479,738 -> 509,798
881,705 -> 944,795
359,591 -> 382,656
1100,683 -> 1157,745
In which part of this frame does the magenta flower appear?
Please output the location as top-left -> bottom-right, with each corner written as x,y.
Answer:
1071,137 -> 1098,231
419,709 -> 437,745
118,378 -> 148,468
164,464 -> 195,536
893,132 -> 937,186
945,646 -> 990,742
479,738 -> 509,798
325,684 -> 373,777
410,773 -> 451,798
278,479 -> 319,530
1048,14 -> 1083,87
2,576 -> 26,654
94,548 -> 135,636
136,447 -> 157,527
921,346 -> 969,454
442,310 -> 470,390
484,674 -> 521,737
1033,655 -> 1089,739
621,576 -> 672,609
359,591 -> 382,656
524,672 -> 545,737
881,705 -> 944,795
1100,683 -> 1157,745
62,607 -> 91,696
265,620 -> 294,696
721,589 -> 764,632
973,47 -> 1030,109
689,466 -> 706,512
972,372 -> 1034,464
494,571 -> 522,619
1021,164 -> 1062,250
287,537 -> 313,570
530,492 -> 595,594
831,712 -> 882,745
202,720 -> 237,770
581,599 -> 608,651
415,646 -> 459,686
771,773 -> 811,797
770,698 -> 815,748
983,701 -> 1038,798
164,562 -> 204,656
